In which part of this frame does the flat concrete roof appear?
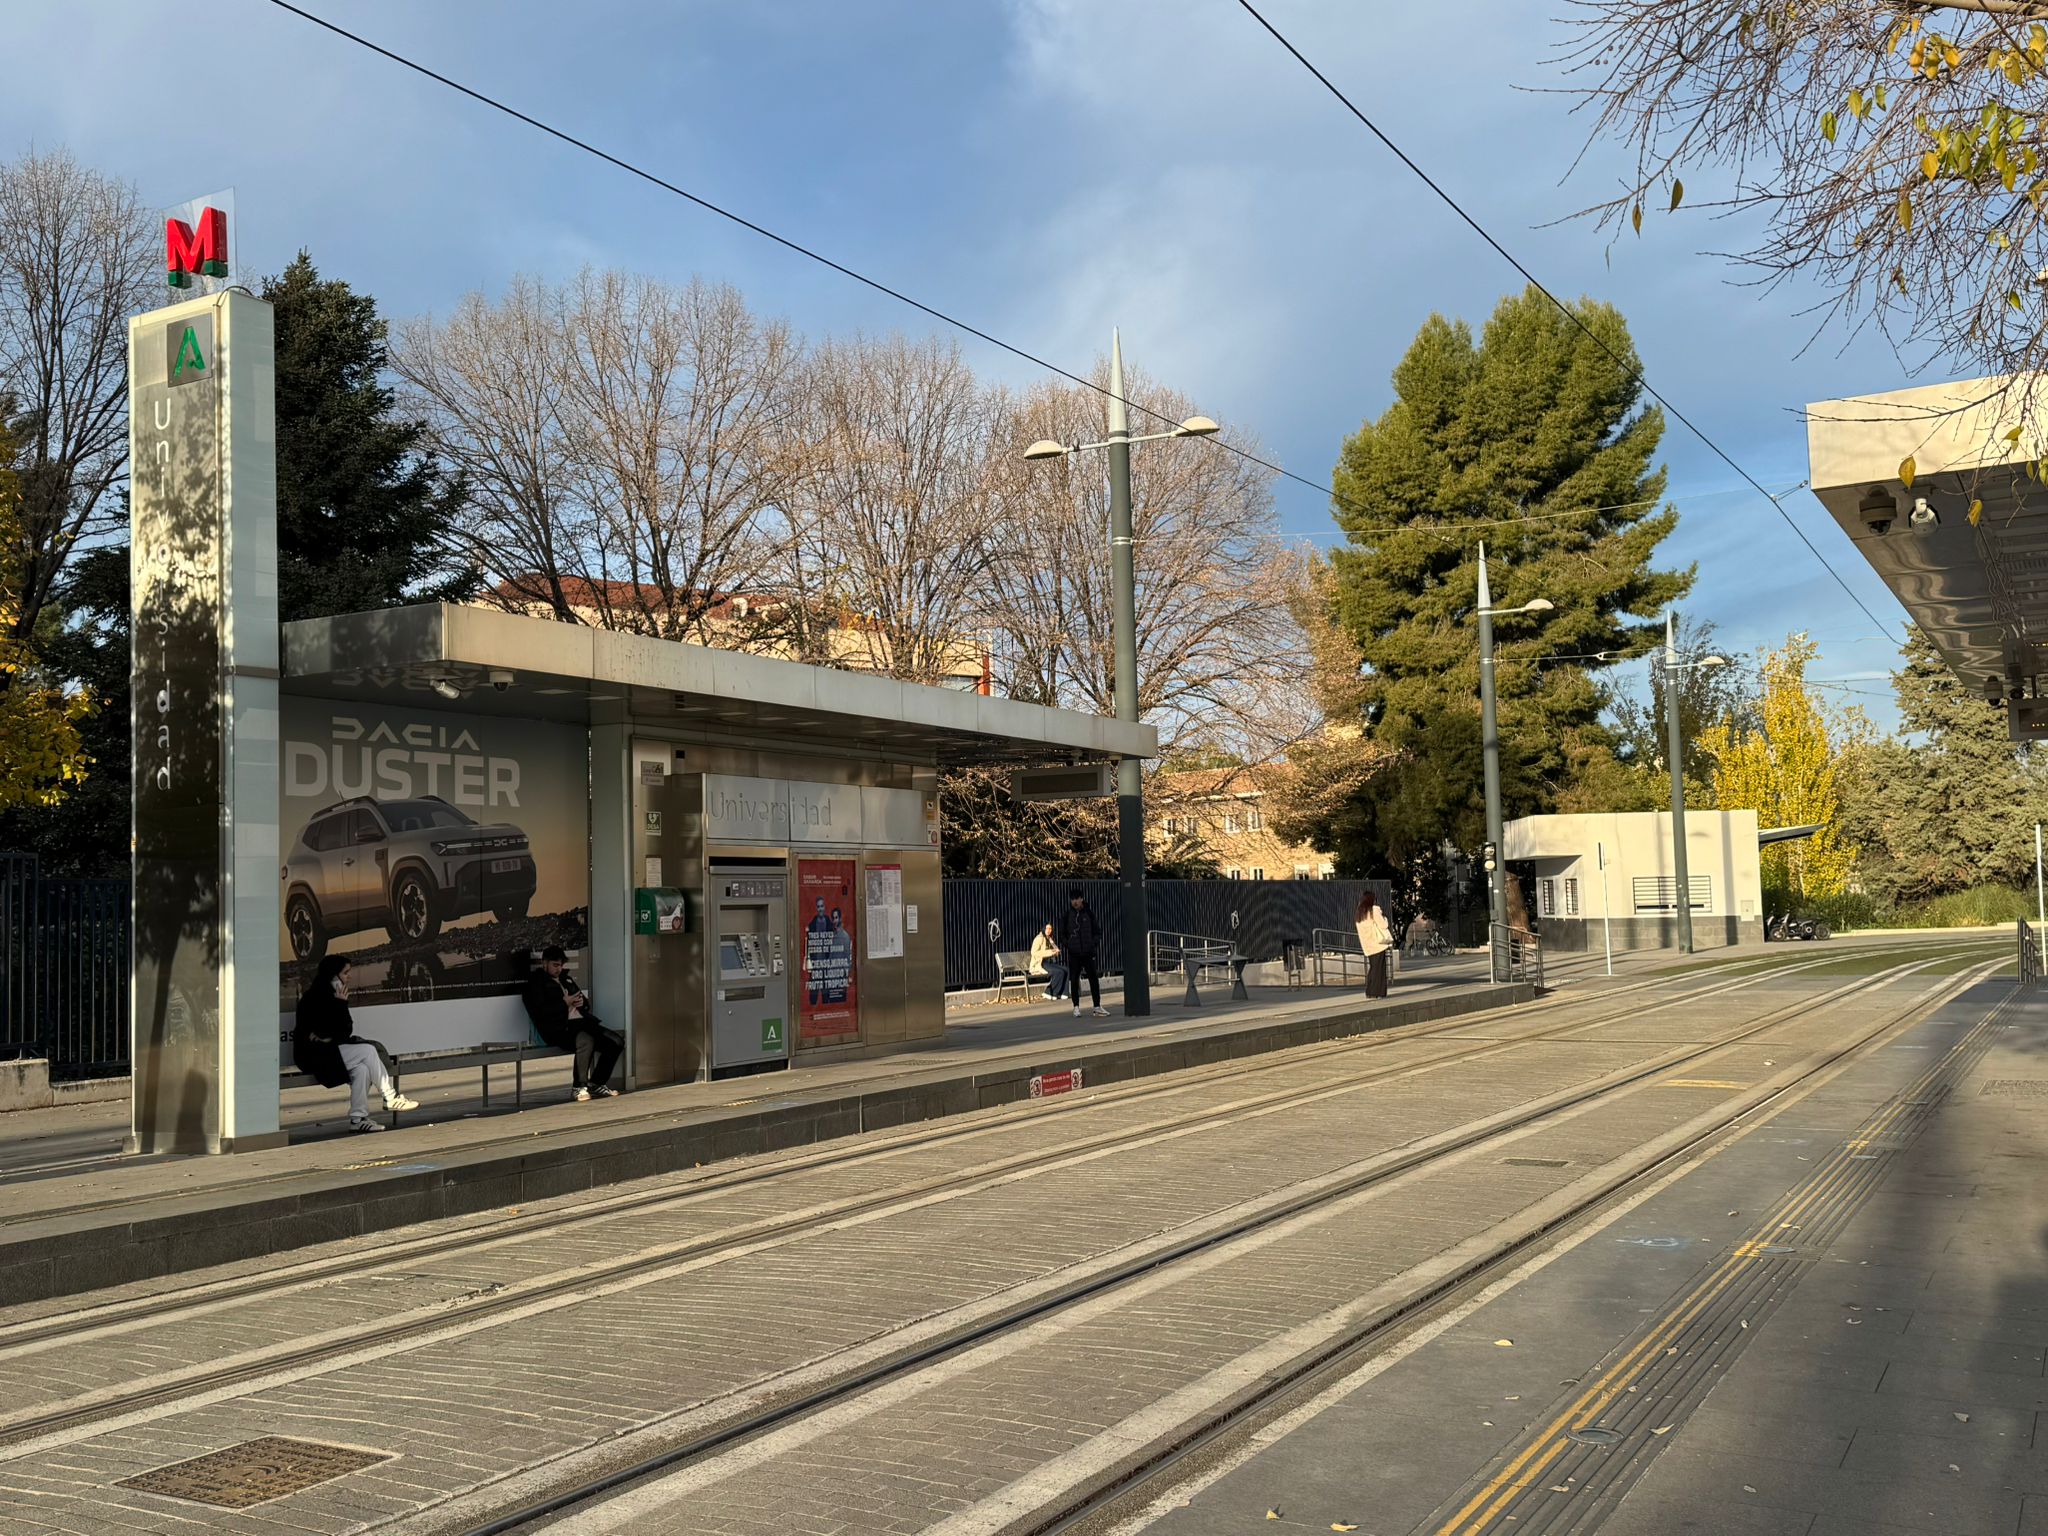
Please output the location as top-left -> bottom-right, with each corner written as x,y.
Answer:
1807,375 -> 2047,689
281,604 -> 1156,768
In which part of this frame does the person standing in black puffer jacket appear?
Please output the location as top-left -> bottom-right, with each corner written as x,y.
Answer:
1055,888 -> 1107,1019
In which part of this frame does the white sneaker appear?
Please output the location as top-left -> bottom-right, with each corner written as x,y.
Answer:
574,1086 -> 592,1102
1072,1006 -> 1081,1018
348,1115 -> 384,1133
588,1084 -> 619,1099
384,1094 -> 419,1112
1092,1007 -> 1109,1017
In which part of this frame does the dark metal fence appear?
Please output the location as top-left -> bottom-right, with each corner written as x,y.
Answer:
941,878 -> 1391,991
1,853 -> 129,1079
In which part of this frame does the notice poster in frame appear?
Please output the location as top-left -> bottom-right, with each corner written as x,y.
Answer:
797,857 -> 860,1044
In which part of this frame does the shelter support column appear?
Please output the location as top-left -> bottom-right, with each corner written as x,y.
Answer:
590,722 -> 634,1082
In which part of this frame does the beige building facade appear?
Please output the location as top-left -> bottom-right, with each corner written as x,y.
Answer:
1151,766 -> 1336,880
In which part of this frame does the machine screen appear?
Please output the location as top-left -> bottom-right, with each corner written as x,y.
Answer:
718,939 -> 744,974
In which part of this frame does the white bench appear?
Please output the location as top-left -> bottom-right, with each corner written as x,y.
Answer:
282,1039 -> 546,1125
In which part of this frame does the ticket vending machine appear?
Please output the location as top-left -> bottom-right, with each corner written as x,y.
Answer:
708,855 -> 791,1073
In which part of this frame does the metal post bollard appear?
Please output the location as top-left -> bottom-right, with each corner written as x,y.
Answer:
1230,956 -> 1249,1001
1182,956 -> 1201,1007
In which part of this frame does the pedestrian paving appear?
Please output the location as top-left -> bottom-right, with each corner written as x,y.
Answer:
1137,965 -> 2047,1536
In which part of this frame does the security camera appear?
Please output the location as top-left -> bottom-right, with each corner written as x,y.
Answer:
1988,676 -> 2006,706
1858,486 -> 1896,536
1908,496 -> 1939,532
488,669 -> 514,692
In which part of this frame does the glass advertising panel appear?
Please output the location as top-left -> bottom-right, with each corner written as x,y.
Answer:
278,696 -> 589,1052
797,857 -> 859,1044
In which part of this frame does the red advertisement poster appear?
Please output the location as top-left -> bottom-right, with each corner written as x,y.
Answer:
798,858 -> 860,1043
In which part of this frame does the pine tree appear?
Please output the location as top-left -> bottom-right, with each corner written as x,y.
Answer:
263,252 -> 476,620
1843,628 -> 2048,903
1302,285 -> 1690,876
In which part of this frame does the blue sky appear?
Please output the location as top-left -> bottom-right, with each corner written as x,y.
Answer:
11,1 -> 1916,726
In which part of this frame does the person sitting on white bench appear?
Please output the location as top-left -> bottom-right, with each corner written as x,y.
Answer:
1029,922 -> 1066,1002
293,955 -> 418,1133
523,945 -> 624,1102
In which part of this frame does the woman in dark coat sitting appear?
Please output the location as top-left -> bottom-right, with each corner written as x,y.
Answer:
294,955 -> 417,1132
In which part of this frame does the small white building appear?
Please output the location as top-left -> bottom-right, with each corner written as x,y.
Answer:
1503,811 -> 1765,952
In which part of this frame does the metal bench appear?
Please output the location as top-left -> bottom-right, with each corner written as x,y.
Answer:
992,949 -> 1034,1004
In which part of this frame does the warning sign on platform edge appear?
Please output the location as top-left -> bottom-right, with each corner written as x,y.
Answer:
1028,1067 -> 1083,1099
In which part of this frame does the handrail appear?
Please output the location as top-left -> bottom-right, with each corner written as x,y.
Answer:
1490,922 -> 1544,988
1310,926 -> 1368,986
1147,928 -> 1233,980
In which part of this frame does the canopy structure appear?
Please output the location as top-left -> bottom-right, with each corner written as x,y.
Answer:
1807,376 -> 2048,735
283,603 -> 1156,768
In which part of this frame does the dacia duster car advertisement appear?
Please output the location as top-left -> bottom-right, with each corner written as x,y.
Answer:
278,696 -> 589,1027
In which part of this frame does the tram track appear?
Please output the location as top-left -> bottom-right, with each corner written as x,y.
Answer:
435,952 -> 2006,1536
0,937 -> 1915,1358
0,949 -> 1984,1535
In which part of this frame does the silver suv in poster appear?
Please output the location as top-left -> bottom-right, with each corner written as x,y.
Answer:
282,795 -> 537,961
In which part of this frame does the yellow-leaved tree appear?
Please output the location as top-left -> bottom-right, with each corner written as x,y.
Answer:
1696,633 -> 1859,901
0,426 -> 91,810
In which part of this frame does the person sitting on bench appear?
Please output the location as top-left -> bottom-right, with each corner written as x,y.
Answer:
293,955 -> 418,1133
523,945 -> 624,1102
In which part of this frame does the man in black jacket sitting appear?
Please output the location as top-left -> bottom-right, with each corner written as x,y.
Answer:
522,945 -> 624,1101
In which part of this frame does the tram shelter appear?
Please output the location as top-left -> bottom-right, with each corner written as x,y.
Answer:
1807,373 -> 2048,717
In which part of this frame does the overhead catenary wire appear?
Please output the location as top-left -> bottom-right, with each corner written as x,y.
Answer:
1230,0 -> 1903,644
263,0 -> 1696,572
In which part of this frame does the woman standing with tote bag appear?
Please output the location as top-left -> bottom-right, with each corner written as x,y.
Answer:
1355,889 -> 1394,999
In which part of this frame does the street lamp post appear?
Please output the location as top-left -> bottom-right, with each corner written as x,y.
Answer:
1657,612 -> 1727,956
1474,543 -> 1552,980
1022,331 -> 1219,1018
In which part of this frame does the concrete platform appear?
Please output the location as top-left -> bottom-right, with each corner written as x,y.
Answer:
1145,967 -> 2046,1536
0,961 -> 1534,1308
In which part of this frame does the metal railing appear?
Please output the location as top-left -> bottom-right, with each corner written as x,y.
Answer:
1,852 -> 129,1078
1148,929 -> 1233,983
2023,919 -> 2042,985
1310,926 -> 1368,986
1490,923 -> 1544,988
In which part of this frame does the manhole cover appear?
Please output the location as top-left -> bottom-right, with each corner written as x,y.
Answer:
1980,1079 -> 2048,1098
1501,1157 -> 1569,1168
118,1437 -> 390,1509
1566,1426 -> 1623,1446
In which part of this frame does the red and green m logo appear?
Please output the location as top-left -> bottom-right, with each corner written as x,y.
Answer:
165,208 -> 227,288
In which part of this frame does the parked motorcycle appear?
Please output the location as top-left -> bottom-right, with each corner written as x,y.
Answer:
1766,912 -> 1830,941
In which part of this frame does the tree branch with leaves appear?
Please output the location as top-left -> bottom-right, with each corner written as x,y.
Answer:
1559,1 -> 2048,393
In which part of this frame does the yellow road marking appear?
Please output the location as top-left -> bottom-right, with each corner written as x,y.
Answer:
1432,986 -> 2013,1535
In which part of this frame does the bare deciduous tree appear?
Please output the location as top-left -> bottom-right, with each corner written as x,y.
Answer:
990,367 -> 1312,759
780,334 -> 1003,682
395,279 -> 585,622
0,148 -> 155,655
557,271 -> 801,640
395,272 -> 800,640
1558,2 -> 2048,390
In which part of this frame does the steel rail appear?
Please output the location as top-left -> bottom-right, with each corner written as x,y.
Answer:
434,954 -> 1997,1536
0,938 -> 1929,1360
2,944 -> 1956,1454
